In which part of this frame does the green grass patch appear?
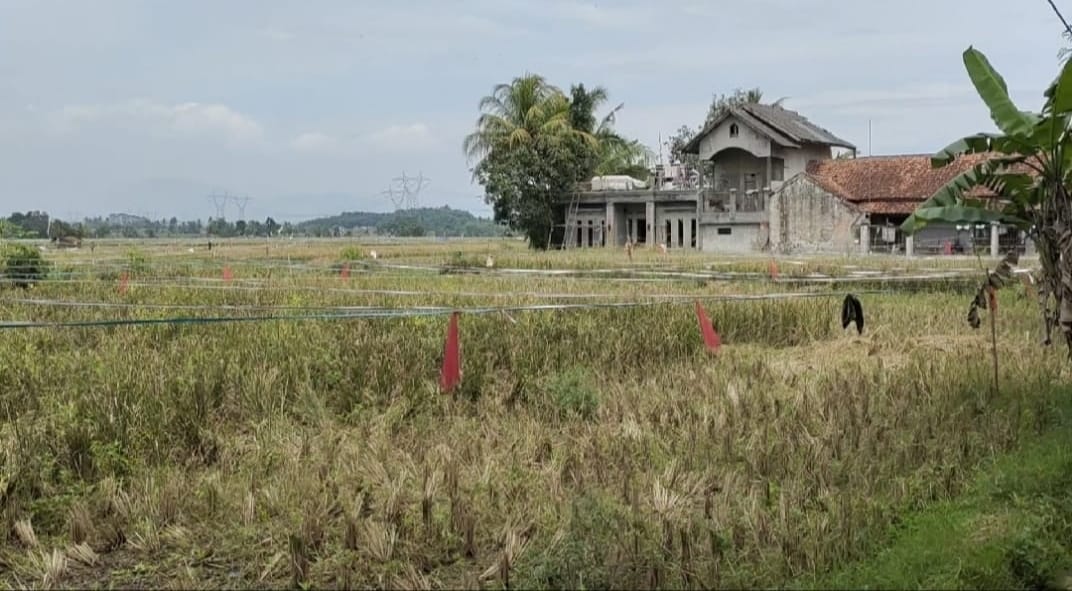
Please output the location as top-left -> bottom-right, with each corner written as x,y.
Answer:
798,394 -> 1072,590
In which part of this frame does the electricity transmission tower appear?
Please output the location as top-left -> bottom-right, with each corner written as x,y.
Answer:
383,172 -> 430,210
232,195 -> 251,219
209,193 -> 230,219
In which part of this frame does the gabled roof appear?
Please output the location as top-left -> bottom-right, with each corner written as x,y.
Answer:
682,103 -> 856,155
803,154 -> 995,214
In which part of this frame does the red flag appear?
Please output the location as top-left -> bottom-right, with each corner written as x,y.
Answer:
222,266 -> 234,282
340,263 -> 350,279
768,259 -> 779,280
439,312 -> 462,393
118,272 -> 129,295
988,285 -> 998,314
694,301 -> 721,353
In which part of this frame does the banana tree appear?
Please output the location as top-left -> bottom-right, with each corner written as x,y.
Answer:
902,47 -> 1072,351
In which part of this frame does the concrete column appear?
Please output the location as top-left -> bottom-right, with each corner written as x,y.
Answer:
670,217 -> 678,248
696,195 -> 704,251
729,189 -> 738,214
683,218 -> 692,250
905,235 -> 914,258
990,223 -> 1000,257
645,201 -> 656,248
605,202 -> 616,248
859,225 -> 870,255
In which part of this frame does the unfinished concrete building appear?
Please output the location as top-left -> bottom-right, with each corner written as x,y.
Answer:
559,102 -> 1022,256
560,102 -> 855,252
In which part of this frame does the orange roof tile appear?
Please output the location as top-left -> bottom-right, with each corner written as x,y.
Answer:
804,153 -> 997,215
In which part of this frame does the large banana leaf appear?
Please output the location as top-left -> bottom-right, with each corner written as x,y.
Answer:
901,157 -> 1029,234
964,47 -> 1040,138
933,133 -> 1020,166
1044,57 -> 1072,114
901,206 -> 1010,235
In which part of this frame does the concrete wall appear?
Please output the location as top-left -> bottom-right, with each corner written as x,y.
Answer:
700,224 -> 762,253
710,148 -> 769,193
698,116 -> 772,160
569,208 -> 607,248
769,175 -> 861,254
654,204 -> 697,248
773,144 -> 833,180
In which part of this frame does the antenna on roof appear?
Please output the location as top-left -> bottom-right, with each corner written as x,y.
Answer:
868,119 -> 872,157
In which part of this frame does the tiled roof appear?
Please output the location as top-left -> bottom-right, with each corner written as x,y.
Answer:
683,103 -> 856,154
738,103 -> 855,149
804,153 -> 997,215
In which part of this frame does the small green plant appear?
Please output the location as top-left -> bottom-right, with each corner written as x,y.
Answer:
2,243 -> 49,288
126,248 -> 149,276
340,246 -> 366,261
545,367 -> 599,420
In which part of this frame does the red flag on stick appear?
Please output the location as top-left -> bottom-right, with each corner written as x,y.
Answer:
694,301 -> 721,353
340,263 -> 351,279
118,272 -> 129,295
988,285 -> 998,314
439,312 -> 462,393
768,259 -> 779,281
222,266 -> 234,282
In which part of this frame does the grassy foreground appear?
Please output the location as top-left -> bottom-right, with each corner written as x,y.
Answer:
800,392 -> 1072,590
1,238 -> 1070,589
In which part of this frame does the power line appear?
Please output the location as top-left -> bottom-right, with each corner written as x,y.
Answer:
1047,0 -> 1072,37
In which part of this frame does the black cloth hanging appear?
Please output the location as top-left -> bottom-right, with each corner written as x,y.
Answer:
841,294 -> 864,335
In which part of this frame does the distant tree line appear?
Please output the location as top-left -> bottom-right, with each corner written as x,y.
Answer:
1,206 -> 502,240
294,206 -> 505,238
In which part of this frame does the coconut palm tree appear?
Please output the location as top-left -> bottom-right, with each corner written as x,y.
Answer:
463,75 -> 590,170
568,84 -> 651,178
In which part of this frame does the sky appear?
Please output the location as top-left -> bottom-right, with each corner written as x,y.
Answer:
0,0 -> 1064,222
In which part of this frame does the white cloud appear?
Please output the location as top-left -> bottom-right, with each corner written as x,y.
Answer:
359,122 -> 437,151
51,99 -> 264,145
291,131 -> 337,152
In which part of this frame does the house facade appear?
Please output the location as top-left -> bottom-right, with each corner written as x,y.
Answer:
771,154 -> 1024,255
559,103 -> 1022,256
560,102 -> 856,253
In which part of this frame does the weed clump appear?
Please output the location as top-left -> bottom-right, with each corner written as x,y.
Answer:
2,243 -> 49,287
544,367 -> 599,420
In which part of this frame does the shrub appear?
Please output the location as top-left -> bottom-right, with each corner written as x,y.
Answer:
126,248 -> 149,275
2,243 -> 49,288
340,246 -> 366,261
545,367 -> 599,420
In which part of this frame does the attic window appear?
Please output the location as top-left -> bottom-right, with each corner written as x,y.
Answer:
729,123 -> 739,138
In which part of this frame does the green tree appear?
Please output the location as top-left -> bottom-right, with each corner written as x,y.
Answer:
464,74 -> 598,249
568,84 -> 652,179
465,76 -> 649,248
705,87 -> 764,125
901,47 -> 1072,351
0,219 -> 30,239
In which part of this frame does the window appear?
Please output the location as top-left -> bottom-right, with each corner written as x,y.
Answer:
717,227 -> 732,236
729,123 -> 739,138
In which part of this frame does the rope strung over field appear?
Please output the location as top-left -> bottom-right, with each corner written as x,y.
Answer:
0,290 -> 891,330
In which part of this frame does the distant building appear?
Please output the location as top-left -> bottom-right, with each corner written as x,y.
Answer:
559,103 -> 1020,255
773,154 -> 1020,254
562,102 -> 855,252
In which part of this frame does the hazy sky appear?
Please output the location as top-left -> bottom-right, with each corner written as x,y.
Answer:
0,0 -> 1063,221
